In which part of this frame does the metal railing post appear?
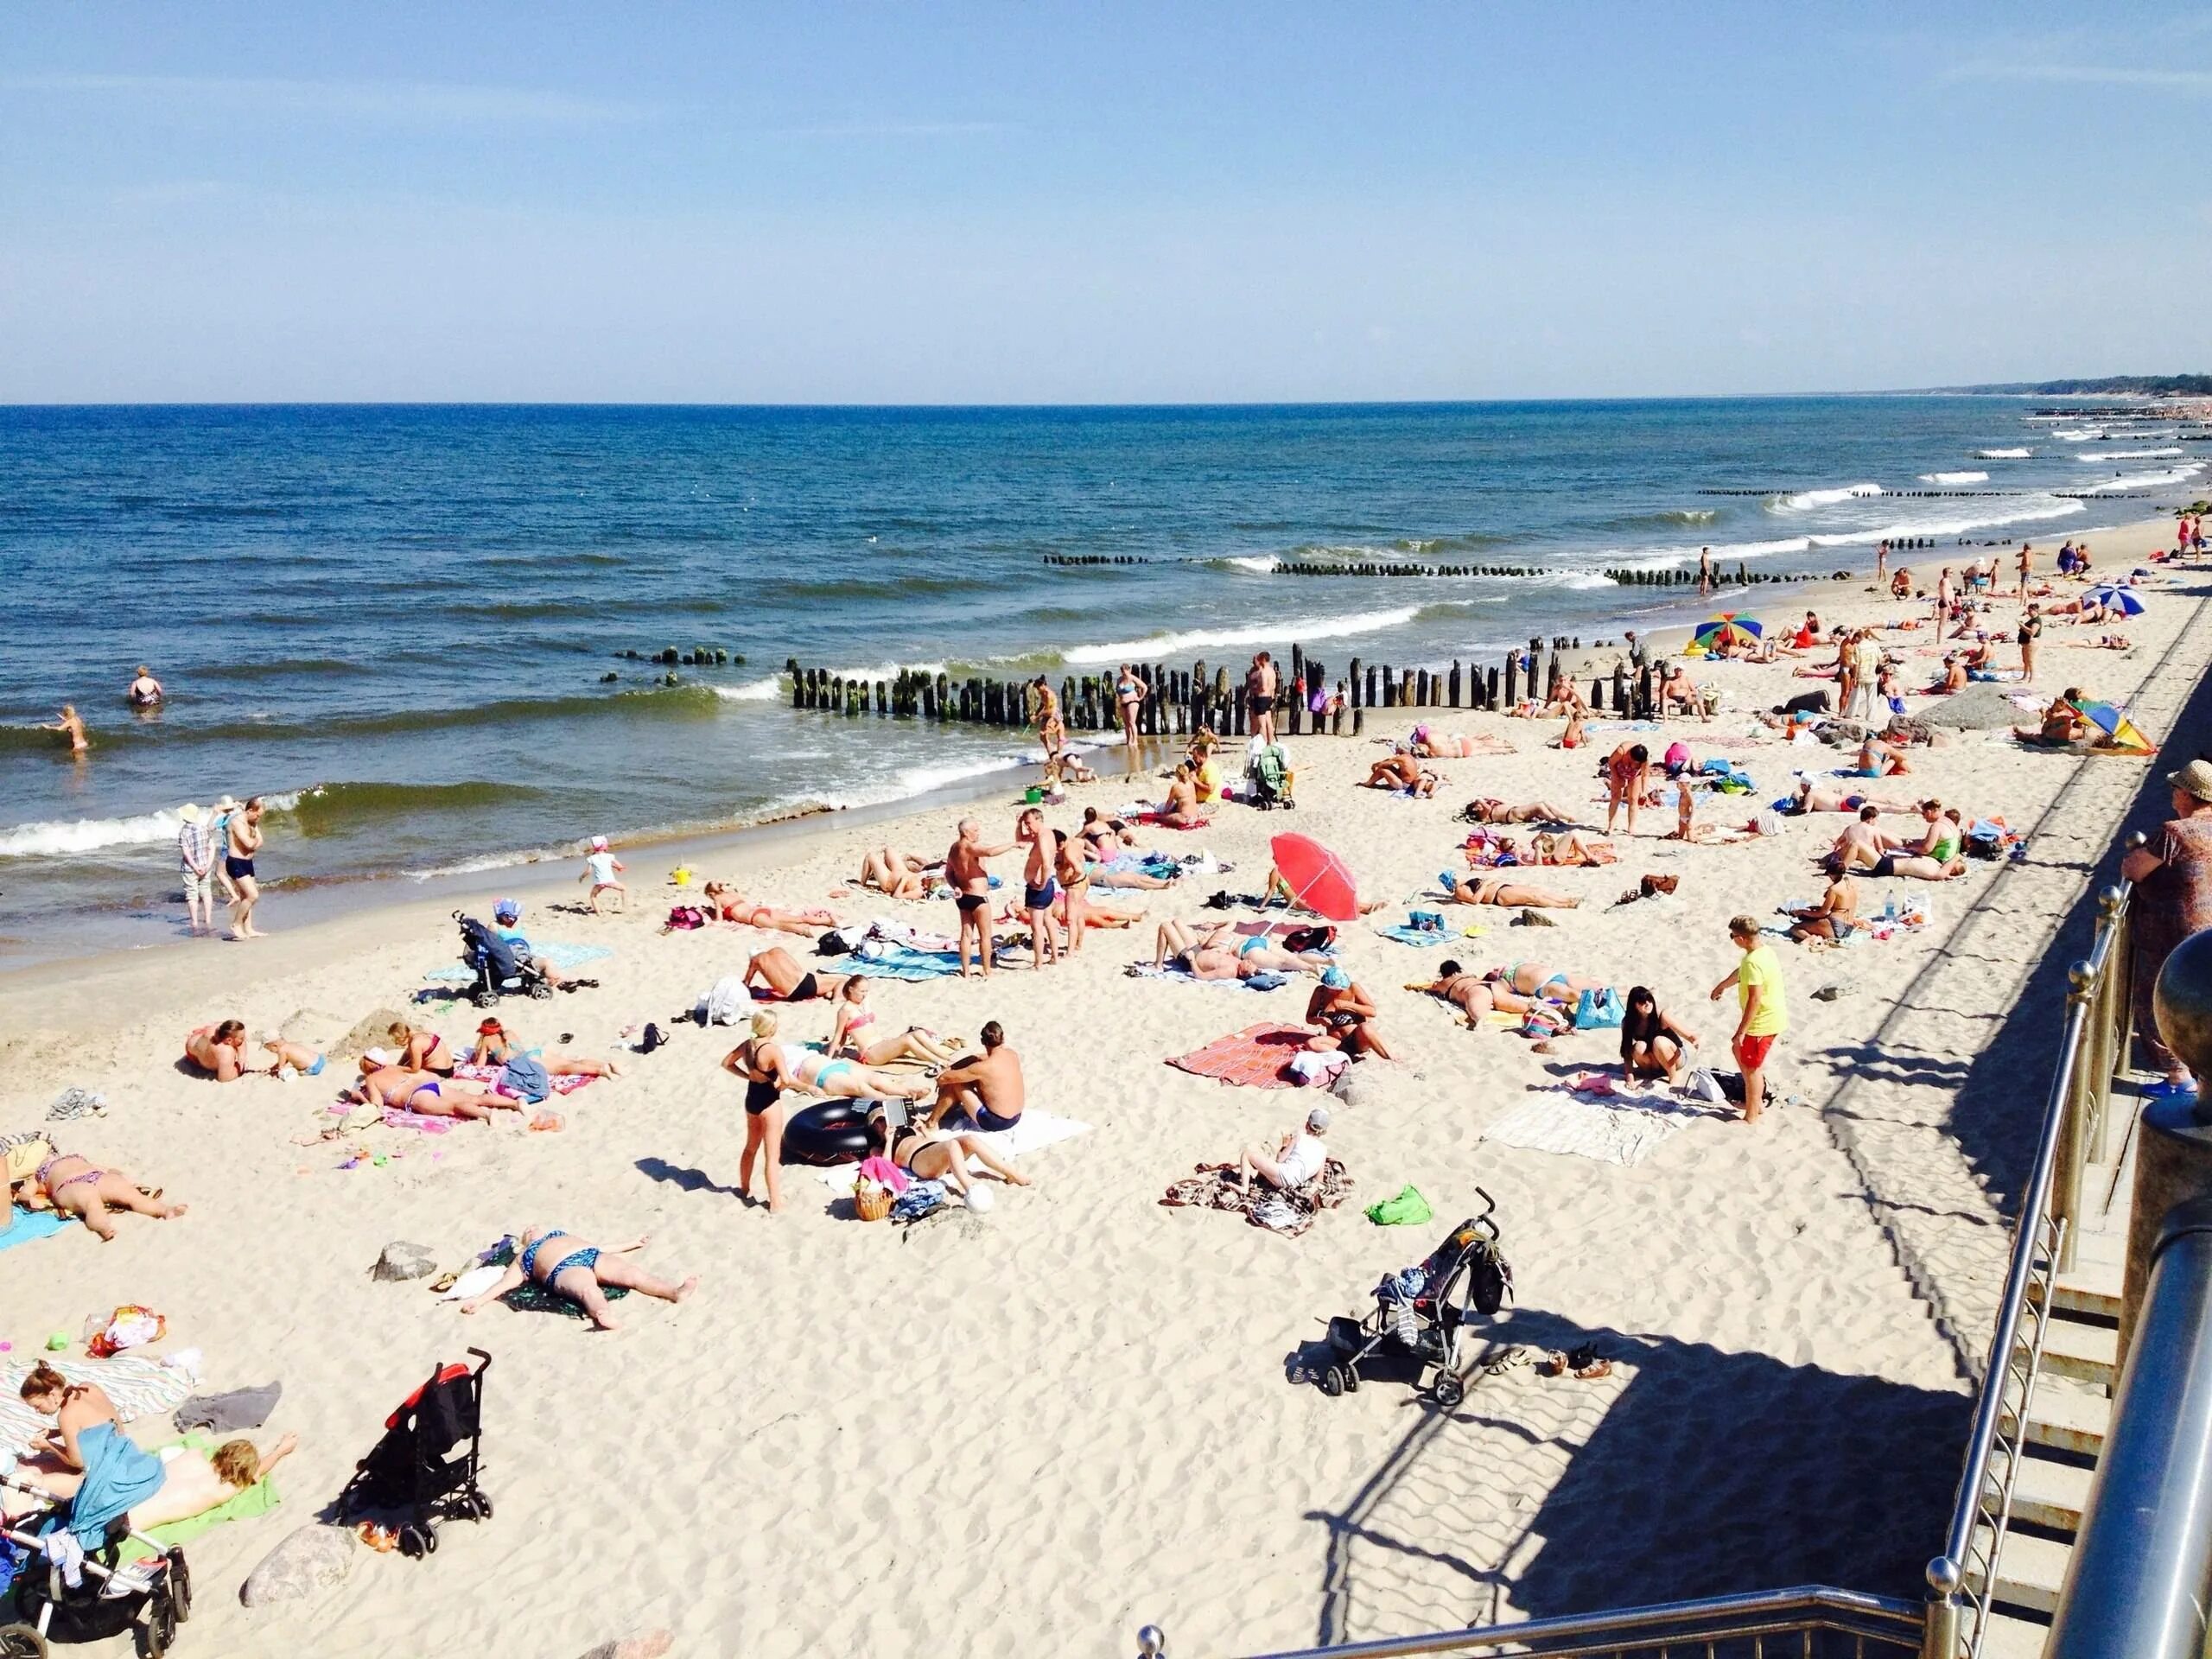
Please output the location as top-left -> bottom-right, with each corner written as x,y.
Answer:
1920,1559 -> 1962,1659
2054,961 -> 2095,1273
1139,1624 -> 1166,1658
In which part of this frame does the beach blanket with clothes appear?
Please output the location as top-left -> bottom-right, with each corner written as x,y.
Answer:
0,1206 -> 72,1253
1166,1024 -> 1317,1089
1127,961 -> 1289,991
813,1110 -> 1091,1190
141,1429 -> 284,1548
843,943 -> 967,982
1480,1080 -> 1707,1167
423,941 -> 613,982
0,1352 -> 200,1459
1158,1159 -> 1355,1237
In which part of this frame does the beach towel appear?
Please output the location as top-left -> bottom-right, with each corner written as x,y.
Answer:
1376,925 -> 1448,948
450,1061 -> 597,1099
423,941 -> 612,982
1158,1159 -> 1354,1237
1128,961 -> 1280,989
67,1423 -> 165,1547
844,944 -> 966,981
141,1430 -> 283,1548
174,1383 -> 281,1434
1166,1023 -> 1314,1089
1481,1090 -> 1696,1167
0,1353 -> 199,1459
812,1111 -> 1091,1191
380,1107 -> 457,1135
0,1207 -> 71,1253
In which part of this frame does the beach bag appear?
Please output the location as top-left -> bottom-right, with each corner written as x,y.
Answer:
1468,1241 -> 1515,1315
853,1177 -> 894,1223
1966,819 -> 2005,860
1284,925 -> 1337,954
87,1305 -> 167,1358
816,929 -> 856,957
665,905 -> 707,931
1365,1185 -> 1433,1228
1407,912 -> 1444,935
1573,987 -> 1625,1030
1685,1067 -> 1727,1106
1288,1050 -> 1347,1086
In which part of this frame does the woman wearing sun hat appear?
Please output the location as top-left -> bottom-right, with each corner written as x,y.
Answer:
2123,758 -> 2212,1096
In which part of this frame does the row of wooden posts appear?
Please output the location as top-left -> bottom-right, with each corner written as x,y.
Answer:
784,642 -> 1670,737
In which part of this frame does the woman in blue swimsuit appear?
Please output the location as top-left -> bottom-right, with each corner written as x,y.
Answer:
461,1225 -> 698,1332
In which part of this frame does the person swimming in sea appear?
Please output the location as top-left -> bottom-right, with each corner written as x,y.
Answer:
126,665 -> 163,709
45,705 -> 88,754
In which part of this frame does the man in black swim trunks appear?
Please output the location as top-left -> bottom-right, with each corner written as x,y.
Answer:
929,1020 -> 1026,1133
1245,652 -> 1279,744
1015,806 -> 1064,970
946,818 -> 1015,980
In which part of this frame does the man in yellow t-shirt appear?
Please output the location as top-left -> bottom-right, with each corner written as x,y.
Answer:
1709,915 -> 1788,1123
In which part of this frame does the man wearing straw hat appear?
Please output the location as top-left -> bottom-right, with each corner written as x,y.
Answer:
2123,758 -> 2212,1099
176,802 -> 216,936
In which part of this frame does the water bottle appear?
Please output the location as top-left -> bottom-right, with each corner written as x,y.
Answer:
1882,893 -> 1897,924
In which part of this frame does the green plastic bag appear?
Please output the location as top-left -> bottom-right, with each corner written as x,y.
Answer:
1365,1185 -> 1433,1226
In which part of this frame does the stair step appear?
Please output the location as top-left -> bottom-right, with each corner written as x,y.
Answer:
2008,1385 -> 2110,1457
2040,1319 -> 2118,1387
1992,1529 -> 2074,1616
1994,1456 -> 2094,1534
1980,1609 -> 2050,1659
2049,1255 -> 2123,1319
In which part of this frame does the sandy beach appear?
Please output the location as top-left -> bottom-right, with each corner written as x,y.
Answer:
3,512 -> 2205,1658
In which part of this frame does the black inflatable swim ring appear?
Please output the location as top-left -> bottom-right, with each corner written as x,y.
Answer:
780,1099 -> 874,1166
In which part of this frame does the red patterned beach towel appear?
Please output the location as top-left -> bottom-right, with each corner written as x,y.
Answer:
1166,1023 -> 1313,1089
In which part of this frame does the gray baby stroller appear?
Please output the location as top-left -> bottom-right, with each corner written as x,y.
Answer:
1318,1189 -> 1512,1408
0,1468 -> 192,1657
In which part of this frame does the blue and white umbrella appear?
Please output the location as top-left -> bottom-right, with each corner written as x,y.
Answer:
2083,585 -> 2145,616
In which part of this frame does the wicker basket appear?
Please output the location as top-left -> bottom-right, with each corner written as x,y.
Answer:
854,1180 -> 894,1223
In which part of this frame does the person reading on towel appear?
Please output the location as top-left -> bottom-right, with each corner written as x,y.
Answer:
929,1020 -> 1027,1132
1236,1105 -> 1331,1193
1306,968 -> 1391,1060
461,1225 -> 698,1332
10,1363 -> 297,1536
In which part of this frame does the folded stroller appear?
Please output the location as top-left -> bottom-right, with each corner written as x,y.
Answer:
454,914 -> 554,1010
1319,1190 -> 1513,1408
0,1467 -> 193,1657
335,1350 -> 493,1560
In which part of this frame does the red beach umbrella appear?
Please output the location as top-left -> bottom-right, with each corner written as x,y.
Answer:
1270,832 -> 1361,921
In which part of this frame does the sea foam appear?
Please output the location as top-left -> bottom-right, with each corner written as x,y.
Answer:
1918,471 -> 1990,484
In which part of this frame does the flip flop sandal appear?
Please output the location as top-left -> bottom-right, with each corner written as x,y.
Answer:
428,1272 -> 461,1294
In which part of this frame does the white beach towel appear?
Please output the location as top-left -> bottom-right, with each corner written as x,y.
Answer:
812,1110 -> 1092,1189
1480,1093 -> 1694,1167
0,1352 -> 199,1458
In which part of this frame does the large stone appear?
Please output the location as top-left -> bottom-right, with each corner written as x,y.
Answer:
575,1630 -> 673,1659
372,1241 -> 438,1281
240,1524 -> 356,1608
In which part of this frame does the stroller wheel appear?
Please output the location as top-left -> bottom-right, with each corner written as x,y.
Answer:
472,1489 -> 494,1521
146,1592 -> 179,1656
166,1546 -> 194,1621
0,1624 -> 50,1659
423,1524 -> 440,1555
398,1524 -> 429,1560
471,989 -> 499,1010
527,981 -> 554,1001
1341,1367 -> 1359,1394
1319,1365 -> 1345,1398
1433,1371 -> 1465,1410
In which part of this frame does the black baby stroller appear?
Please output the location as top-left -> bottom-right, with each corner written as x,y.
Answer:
454,913 -> 553,1010
335,1349 -> 492,1560
1319,1189 -> 1513,1408
0,1467 -> 193,1657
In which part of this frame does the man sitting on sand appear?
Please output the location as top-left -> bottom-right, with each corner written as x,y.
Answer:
1825,804 -> 1961,880
931,1020 -> 1026,1132
1152,918 -> 1332,979
1362,747 -> 1437,797
1306,967 -> 1391,1060
461,1225 -> 697,1332
1235,1105 -> 1332,1193
184,1020 -> 324,1080
742,944 -> 849,1004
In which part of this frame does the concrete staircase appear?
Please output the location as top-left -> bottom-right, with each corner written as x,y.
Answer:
1976,1141 -> 2133,1656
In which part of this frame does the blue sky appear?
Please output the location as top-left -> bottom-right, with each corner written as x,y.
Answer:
3,3 -> 2208,401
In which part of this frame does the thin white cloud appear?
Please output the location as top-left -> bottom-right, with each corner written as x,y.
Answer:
1943,61 -> 2212,93
7,73 -> 656,123
766,120 -> 1009,139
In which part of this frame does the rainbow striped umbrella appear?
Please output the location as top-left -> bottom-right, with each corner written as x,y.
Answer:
1691,613 -> 1763,651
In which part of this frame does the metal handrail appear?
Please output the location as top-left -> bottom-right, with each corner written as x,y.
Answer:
1924,849 -> 2139,1657
1137,1586 -> 1924,1659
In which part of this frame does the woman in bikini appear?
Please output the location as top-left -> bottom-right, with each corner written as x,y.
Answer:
387,1021 -> 454,1076
830,980 -> 961,1068
702,882 -> 842,937
14,1364 -> 295,1528
1604,743 -> 1651,836
1485,961 -> 1604,1008
345,1056 -> 517,1121
1446,871 -> 1580,909
1152,918 -> 1331,980
467,1019 -> 622,1077
1421,960 -> 1502,1027
1159,763 -> 1210,828
1464,797 -> 1580,826
184,1020 -> 322,1080
13,1151 -> 186,1241
1619,987 -> 1699,1085
1528,830 -> 1618,868
723,1013 -> 795,1214
1116,664 -> 1149,751
1789,870 -> 1861,942
872,1109 -> 1031,1199
460,1225 -> 697,1332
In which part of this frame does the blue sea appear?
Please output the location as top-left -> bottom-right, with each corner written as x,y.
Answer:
2,397 -> 2201,960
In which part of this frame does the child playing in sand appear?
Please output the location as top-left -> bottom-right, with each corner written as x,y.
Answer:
582,835 -> 626,913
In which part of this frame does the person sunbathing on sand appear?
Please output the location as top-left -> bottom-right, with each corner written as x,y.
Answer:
1306,968 -> 1391,1059
183,1020 -> 323,1080
1789,778 -> 1917,816
702,882 -> 842,936
1447,873 -> 1580,909
830,980 -> 962,1068
1159,763 -> 1211,827
1528,830 -> 1617,867
1484,961 -> 1604,1007
1788,871 -> 1861,942
13,1365 -> 293,1527
10,1151 -> 186,1241
1619,987 -> 1699,1085
742,944 -> 848,1003
467,1018 -> 622,1077
1825,805 -> 1961,880
1153,918 -> 1330,979
346,1057 -> 518,1120
929,1020 -> 1027,1132
1421,960 -> 1505,1027
1409,726 -> 1479,759
460,1226 -> 697,1332
858,847 -> 934,899
870,1106 -> 1031,1197
1463,796 -> 1583,826
2014,690 -> 2090,745
1362,748 -> 1437,797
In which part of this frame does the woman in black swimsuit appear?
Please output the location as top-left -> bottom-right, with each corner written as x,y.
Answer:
722,1012 -> 795,1215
